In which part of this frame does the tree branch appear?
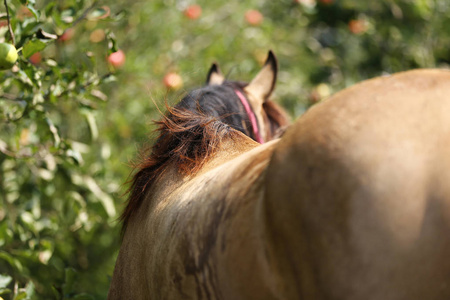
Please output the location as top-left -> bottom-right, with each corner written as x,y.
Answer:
3,0 -> 15,45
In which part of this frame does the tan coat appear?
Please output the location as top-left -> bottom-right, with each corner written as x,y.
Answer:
109,69 -> 450,299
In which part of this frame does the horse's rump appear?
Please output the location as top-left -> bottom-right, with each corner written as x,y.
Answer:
264,69 -> 450,299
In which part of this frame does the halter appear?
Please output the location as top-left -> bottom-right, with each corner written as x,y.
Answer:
234,90 -> 264,144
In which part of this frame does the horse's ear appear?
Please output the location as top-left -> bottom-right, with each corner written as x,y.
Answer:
206,63 -> 225,85
244,50 -> 278,104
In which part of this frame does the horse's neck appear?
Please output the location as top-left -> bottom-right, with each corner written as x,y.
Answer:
152,135 -> 282,297
114,128 -> 287,298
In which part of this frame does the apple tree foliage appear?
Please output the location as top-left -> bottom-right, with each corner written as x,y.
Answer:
0,0 -> 123,299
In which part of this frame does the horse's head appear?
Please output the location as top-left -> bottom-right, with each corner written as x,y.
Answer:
121,52 -> 290,231
175,51 -> 290,143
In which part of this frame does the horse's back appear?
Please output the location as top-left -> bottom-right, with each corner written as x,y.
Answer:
265,69 -> 450,299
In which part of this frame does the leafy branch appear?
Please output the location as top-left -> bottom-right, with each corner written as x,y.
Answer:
3,0 -> 15,45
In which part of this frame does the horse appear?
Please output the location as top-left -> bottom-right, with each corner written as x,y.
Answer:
108,51 -> 450,300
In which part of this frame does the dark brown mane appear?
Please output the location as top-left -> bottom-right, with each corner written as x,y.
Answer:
121,83 -> 290,233
120,104 -> 242,231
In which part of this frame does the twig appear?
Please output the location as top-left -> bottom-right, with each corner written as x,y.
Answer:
3,0 -> 15,45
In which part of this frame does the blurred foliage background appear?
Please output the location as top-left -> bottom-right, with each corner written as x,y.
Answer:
0,0 -> 448,298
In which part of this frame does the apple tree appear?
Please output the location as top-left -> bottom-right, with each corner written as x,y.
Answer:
0,0 -> 124,298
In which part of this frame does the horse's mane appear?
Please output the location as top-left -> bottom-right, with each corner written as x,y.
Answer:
121,81 -> 289,232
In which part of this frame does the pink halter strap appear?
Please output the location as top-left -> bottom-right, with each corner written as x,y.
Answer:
234,90 -> 264,144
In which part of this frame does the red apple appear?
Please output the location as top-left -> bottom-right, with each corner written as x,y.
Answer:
348,19 -> 367,34
245,10 -> 263,26
108,50 -> 126,68
29,52 -> 42,65
163,72 -> 183,90
59,28 -> 75,42
184,5 -> 202,20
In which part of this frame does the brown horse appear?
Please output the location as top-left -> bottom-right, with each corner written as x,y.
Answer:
108,52 -> 450,299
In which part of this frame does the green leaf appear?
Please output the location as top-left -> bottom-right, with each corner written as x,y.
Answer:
0,222 -> 13,247
22,64 -> 40,88
24,281 -> 35,299
20,212 -> 35,230
0,251 -> 23,272
101,74 -> 117,83
0,287 -> 12,295
20,20 -> 40,36
51,286 -> 60,298
0,274 -> 12,288
14,291 -> 27,300
82,110 -> 98,140
61,8 -> 76,23
106,31 -> 118,53
90,90 -> 107,101
22,40 -> 46,59
44,2 -> 56,16
66,149 -> 83,165
62,268 -> 76,295
26,4 -> 40,20
84,176 -> 116,218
